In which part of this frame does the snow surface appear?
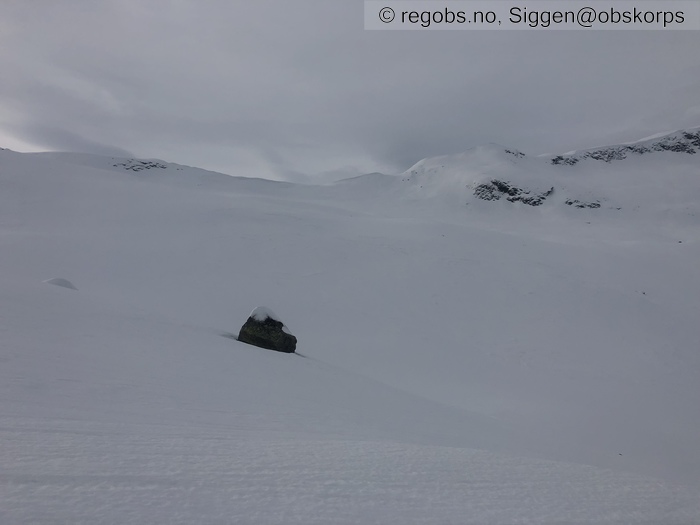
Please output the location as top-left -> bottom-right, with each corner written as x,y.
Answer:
2,134 -> 700,524
622,129 -> 679,144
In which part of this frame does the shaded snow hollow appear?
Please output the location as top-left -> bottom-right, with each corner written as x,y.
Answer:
42,277 -> 78,291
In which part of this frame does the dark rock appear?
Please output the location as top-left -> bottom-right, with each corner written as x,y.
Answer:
473,183 -> 502,201
551,155 -> 579,166
504,148 -> 526,159
565,199 -> 601,209
473,180 -> 553,206
238,307 -> 297,353
113,159 -> 168,172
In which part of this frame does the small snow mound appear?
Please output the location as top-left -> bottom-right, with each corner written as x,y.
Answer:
43,278 -> 78,291
250,306 -> 282,323
250,307 -> 293,334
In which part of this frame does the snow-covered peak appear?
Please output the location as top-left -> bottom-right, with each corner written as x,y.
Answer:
405,143 -> 527,174
395,143 -> 560,208
388,128 -> 700,214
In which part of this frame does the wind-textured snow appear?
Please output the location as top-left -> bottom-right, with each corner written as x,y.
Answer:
1,130 -> 700,524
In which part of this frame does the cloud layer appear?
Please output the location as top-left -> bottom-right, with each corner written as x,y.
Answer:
2,0 -> 699,181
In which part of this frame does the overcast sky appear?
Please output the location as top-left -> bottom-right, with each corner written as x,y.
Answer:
1,1 -> 699,182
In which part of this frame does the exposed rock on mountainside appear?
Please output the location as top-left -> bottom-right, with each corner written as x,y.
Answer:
565,199 -> 601,209
113,159 -> 168,172
473,180 -> 554,206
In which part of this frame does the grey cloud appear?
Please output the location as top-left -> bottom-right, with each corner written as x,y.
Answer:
7,123 -> 134,158
1,1 -> 699,180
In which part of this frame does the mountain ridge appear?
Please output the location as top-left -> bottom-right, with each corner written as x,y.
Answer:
4,125 -> 700,184
550,127 -> 700,165
4,126 -> 698,220
390,126 -> 700,215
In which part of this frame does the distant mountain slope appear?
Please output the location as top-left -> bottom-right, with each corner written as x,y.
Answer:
375,128 -> 700,220
396,143 -> 559,206
26,150 -> 291,192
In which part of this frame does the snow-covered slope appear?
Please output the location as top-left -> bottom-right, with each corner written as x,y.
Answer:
1,133 -> 700,523
369,128 -> 700,227
27,150 -> 290,191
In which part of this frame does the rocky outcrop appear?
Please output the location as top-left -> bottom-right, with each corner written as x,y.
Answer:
473,180 -> 554,206
237,307 -> 297,353
112,160 -> 168,172
565,199 -> 601,209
